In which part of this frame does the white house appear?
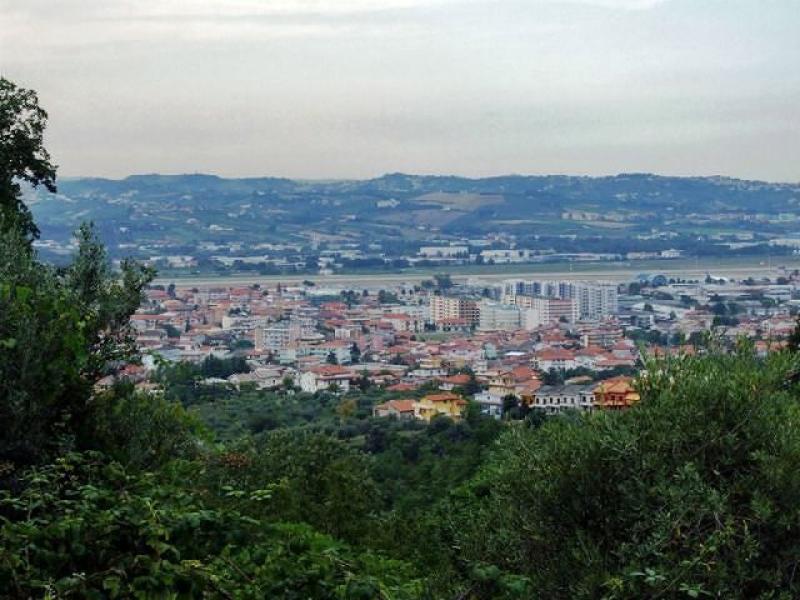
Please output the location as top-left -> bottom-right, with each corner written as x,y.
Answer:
299,365 -> 352,393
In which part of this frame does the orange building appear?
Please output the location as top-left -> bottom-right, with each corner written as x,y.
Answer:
593,376 -> 640,410
415,392 -> 468,422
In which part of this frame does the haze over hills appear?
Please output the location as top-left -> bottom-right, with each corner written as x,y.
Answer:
27,172 -> 800,273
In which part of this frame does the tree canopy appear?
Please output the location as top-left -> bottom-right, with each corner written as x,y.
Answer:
0,77 -> 56,240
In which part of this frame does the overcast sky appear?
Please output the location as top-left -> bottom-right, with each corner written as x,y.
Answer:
2,0 -> 798,181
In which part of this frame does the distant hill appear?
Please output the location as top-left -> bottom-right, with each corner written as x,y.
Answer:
26,173 -> 800,265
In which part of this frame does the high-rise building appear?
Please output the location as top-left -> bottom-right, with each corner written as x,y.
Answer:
573,282 -> 618,320
429,296 -> 480,326
504,295 -> 578,327
478,301 -> 521,331
501,279 -> 619,320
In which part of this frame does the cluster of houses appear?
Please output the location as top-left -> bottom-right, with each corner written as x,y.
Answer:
124,270 -> 800,420
372,374 -> 639,422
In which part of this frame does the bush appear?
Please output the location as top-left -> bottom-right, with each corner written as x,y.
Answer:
0,453 -> 422,599
449,348 -> 800,598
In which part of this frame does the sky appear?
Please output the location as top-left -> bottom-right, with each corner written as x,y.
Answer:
1,0 -> 799,182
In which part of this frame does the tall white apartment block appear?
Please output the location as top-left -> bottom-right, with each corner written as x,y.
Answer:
501,279 -> 618,320
478,301 -> 521,331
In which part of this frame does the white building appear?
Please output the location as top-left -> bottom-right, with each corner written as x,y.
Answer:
573,282 -> 619,320
298,365 -> 352,393
505,295 -> 578,326
478,301 -> 521,331
501,279 -> 618,321
532,384 -> 595,414
480,249 -> 533,264
418,246 -> 469,259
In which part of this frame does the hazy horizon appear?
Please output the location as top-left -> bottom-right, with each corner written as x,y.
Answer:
3,0 -> 799,182
56,170 -> 800,186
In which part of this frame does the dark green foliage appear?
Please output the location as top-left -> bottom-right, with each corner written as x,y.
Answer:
154,356 -> 250,406
80,381 -> 202,470
378,289 -> 399,304
0,77 -> 56,240
0,223 -> 153,466
0,452 -> 422,599
448,349 -> 800,598
207,430 -> 381,542
199,355 -> 250,378
190,389 -> 347,438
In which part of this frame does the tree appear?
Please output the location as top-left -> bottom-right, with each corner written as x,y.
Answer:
378,289 -> 399,304
501,394 -> 519,417
216,430 -> 381,541
281,375 -> 296,392
0,78 -> 57,241
434,273 -> 453,291
326,350 -> 338,365
543,368 -> 564,386
336,397 -> 357,419
1,224 -> 153,466
1,452 -> 422,599
449,348 -> 800,598
350,342 -> 361,364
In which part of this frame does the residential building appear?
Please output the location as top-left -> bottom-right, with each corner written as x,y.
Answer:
478,301 -> 521,331
298,365 -> 352,393
593,376 -> 640,410
430,296 -> 480,326
373,399 -> 417,420
532,384 -> 596,413
414,392 -> 468,422
505,295 -> 578,326
501,280 -> 618,320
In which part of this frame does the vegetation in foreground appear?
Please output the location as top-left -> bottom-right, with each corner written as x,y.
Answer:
4,78 -> 800,599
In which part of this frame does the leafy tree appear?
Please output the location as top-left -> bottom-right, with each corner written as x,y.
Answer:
199,355 -> 250,378
0,223 -> 152,466
0,452 -> 422,599
501,393 -> 519,416
350,342 -> 361,364
542,368 -> 564,386
79,380 -> 201,470
211,430 -> 380,542
449,348 -> 800,598
0,77 -> 57,241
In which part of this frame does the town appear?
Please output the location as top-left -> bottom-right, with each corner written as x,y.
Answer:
122,269 -> 800,421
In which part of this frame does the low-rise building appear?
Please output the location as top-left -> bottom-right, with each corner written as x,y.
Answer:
373,399 -> 417,419
299,365 -> 352,393
593,376 -> 639,410
414,392 -> 468,422
532,384 -> 595,413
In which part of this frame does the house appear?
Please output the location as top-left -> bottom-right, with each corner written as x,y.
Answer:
438,373 -> 472,391
380,313 -> 423,333
386,382 -> 418,393
414,392 -> 468,422
373,399 -> 417,420
228,367 -> 294,390
474,391 -> 504,419
532,384 -> 595,414
533,348 -> 577,372
299,365 -> 352,393
593,376 -> 639,410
